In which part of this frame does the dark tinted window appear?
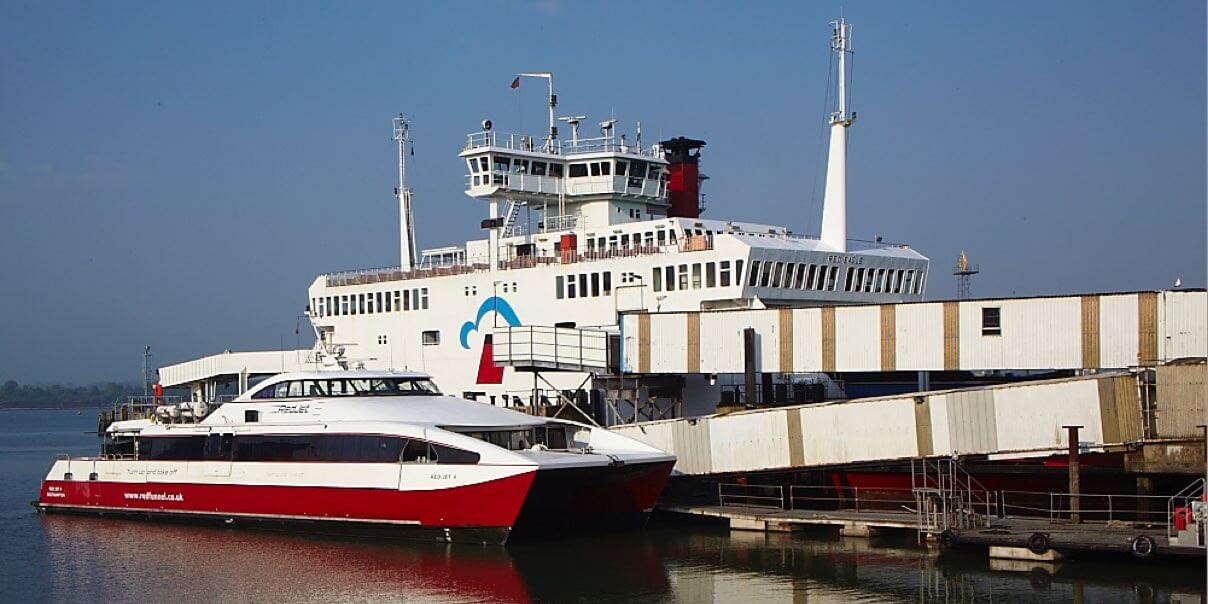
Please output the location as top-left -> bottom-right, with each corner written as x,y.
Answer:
141,436 -> 206,461
431,443 -> 481,465
140,433 -> 476,464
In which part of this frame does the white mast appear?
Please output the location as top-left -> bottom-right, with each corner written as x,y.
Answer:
517,72 -> 557,150
393,114 -> 416,269
819,18 -> 854,253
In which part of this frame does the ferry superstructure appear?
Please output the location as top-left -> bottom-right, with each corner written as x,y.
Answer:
304,21 -> 930,412
36,370 -> 675,543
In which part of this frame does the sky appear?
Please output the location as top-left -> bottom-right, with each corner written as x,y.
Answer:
1,1 -> 1204,384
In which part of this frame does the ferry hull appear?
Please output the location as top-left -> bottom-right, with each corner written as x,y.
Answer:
512,460 -> 676,537
34,459 -> 674,544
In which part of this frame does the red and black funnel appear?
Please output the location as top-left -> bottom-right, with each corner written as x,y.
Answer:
660,137 -> 706,219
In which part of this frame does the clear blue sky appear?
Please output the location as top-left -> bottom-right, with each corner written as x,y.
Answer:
1,1 -> 1204,384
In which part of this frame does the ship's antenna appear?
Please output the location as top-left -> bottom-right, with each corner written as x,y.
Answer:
517,72 -> 557,150
558,115 -> 585,144
393,114 -> 416,269
819,17 -> 855,253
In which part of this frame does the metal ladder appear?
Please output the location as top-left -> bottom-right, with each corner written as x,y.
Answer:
501,200 -> 523,238
912,457 -> 994,539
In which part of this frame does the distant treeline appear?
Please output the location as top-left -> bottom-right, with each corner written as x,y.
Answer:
0,380 -> 145,409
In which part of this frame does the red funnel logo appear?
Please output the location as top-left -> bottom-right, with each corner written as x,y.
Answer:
476,335 -> 505,384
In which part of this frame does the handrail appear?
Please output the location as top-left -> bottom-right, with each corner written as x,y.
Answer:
322,237 -> 714,288
718,483 -> 784,509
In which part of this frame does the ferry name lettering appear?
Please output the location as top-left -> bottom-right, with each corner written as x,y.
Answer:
825,255 -> 864,265
272,404 -> 311,414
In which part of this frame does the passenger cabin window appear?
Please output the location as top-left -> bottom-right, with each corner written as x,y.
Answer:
422,330 -> 441,345
569,163 -> 588,178
250,377 -> 441,399
140,434 -> 481,465
982,307 -> 1002,336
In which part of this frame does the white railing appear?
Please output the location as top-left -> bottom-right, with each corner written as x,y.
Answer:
322,235 -> 712,288
464,130 -> 662,158
493,325 -> 610,371
1167,478 -> 1206,547
718,483 -> 785,509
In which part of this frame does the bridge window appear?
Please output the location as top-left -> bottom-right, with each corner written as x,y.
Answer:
874,269 -> 885,293
567,276 -> 577,298
903,271 -> 915,295
719,261 -> 731,287
591,273 -> 600,296
467,158 -> 479,173
844,268 -> 855,292
747,261 -> 761,287
760,262 -> 773,288
422,330 -> 440,345
569,163 -> 588,178
616,161 -> 627,176
666,266 -> 676,291
556,276 -> 564,298
691,264 -> 702,289
589,162 -> 602,176
706,262 -> 716,287
982,307 -> 1002,336
653,267 -> 663,292
736,260 -> 744,287
531,162 -> 547,176
493,156 -> 510,172
678,264 -> 689,290
603,272 -> 612,294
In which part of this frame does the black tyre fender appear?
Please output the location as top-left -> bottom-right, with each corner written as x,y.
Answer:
1027,532 -> 1051,554
1130,534 -> 1156,559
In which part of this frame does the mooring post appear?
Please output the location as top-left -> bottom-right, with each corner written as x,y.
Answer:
1064,425 -> 1082,524
743,328 -> 756,405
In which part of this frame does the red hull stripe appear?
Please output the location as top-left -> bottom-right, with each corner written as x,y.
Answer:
39,472 -> 536,528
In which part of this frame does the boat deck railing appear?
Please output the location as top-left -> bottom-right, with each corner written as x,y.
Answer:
463,131 -> 661,158
323,236 -> 714,288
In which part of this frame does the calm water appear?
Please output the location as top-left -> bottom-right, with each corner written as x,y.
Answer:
2,410 -> 1204,603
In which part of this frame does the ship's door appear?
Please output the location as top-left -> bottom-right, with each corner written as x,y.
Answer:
202,432 -> 234,478
397,434 -> 432,491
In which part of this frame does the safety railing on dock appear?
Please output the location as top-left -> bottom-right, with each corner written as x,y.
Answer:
718,483 -> 784,509
999,490 -> 1177,525
1166,479 -> 1205,548
788,485 -> 921,515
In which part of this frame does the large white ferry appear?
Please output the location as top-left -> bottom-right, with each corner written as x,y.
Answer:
36,370 -> 675,543
301,20 -> 930,415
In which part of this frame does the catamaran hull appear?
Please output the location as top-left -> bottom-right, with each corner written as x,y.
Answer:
34,460 -> 673,544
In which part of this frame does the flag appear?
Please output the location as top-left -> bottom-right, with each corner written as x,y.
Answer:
510,76 -> 520,89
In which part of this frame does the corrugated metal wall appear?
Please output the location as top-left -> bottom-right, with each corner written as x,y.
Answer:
619,291 -> 1205,375
1155,361 -> 1207,438
613,373 -> 1141,476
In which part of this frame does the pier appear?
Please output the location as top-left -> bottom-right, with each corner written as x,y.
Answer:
661,469 -> 1207,560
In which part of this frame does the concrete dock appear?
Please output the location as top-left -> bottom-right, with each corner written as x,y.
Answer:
663,503 -> 1206,560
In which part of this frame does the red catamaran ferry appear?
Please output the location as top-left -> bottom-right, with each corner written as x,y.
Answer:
35,370 -> 675,544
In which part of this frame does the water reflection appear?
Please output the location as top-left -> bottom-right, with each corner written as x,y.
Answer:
38,515 -> 1205,603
